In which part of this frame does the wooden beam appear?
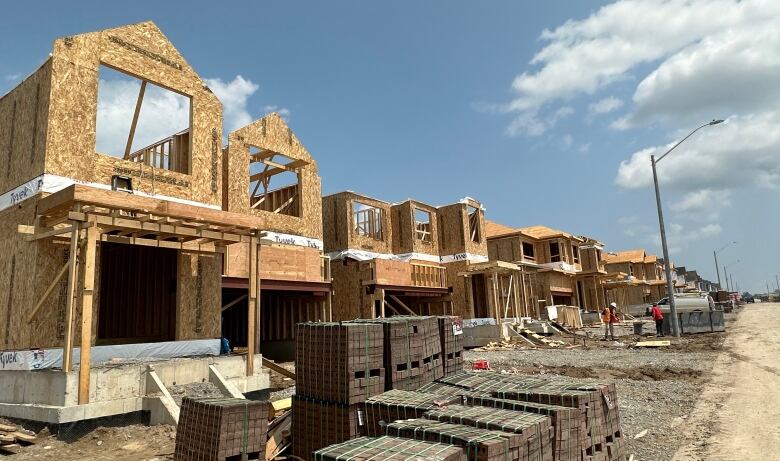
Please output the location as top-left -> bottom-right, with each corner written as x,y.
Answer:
249,149 -> 277,160
62,219 -> 81,373
247,237 -> 258,376
262,359 -> 296,380
78,219 -> 98,404
388,295 -> 416,316
124,80 -> 147,159
26,261 -> 69,323
221,294 -> 248,312
20,224 -> 74,241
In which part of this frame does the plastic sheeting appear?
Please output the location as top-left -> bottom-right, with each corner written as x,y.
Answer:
0,339 -> 221,371
327,249 -> 488,264
259,230 -> 323,251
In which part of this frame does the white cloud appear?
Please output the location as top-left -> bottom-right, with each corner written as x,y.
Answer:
4,73 -> 20,82
205,75 -> 259,132
562,134 -> 573,149
578,143 -> 591,153
507,106 -> 574,136
95,77 -> 190,155
263,105 -> 291,120
616,113 -> 780,192
589,97 -> 623,115
671,189 -> 731,213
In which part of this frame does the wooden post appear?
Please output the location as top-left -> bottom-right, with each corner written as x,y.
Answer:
465,276 -> 474,318
78,219 -> 98,405
124,80 -> 147,159
62,219 -> 80,373
492,273 -> 500,324
380,289 -> 386,318
513,273 -> 521,319
247,237 -> 258,376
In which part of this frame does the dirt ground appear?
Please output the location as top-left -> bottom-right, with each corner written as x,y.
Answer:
673,302 -> 780,460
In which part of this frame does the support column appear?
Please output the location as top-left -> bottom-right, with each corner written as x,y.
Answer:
465,276 -> 475,318
380,289 -> 386,318
78,219 -> 98,405
492,273 -> 500,324
246,237 -> 258,376
62,216 -> 81,373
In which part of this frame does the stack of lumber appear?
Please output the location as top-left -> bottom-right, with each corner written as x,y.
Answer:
363,389 -> 461,437
314,436 -> 465,461
386,418 -> 525,461
424,404 -> 553,461
293,322 -> 385,460
438,316 -> 465,376
352,316 -> 443,391
0,423 -> 36,454
556,307 -> 583,329
174,397 -> 268,461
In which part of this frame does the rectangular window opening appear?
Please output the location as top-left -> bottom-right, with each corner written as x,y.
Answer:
522,241 -> 535,261
353,201 -> 384,240
550,242 -> 561,262
572,244 -> 580,263
96,65 -> 191,174
467,205 -> 481,243
414,208 -> 432,243
248,147 -> 305,217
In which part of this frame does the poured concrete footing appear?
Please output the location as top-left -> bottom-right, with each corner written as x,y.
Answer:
0,354 -> 270,425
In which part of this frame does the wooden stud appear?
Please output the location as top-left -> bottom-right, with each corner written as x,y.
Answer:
26,261 -> 70,323
247,237 -> 258,376
62,216 -> 81,373
78,218 -> 98,405
124,80 -> 147,159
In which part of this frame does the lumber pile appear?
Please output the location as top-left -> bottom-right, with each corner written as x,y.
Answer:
363,389 -> 461,437
439,316 -> 465,376
174,397 -> 268,461
314,436 -> 465,461
0,423 -> 36,455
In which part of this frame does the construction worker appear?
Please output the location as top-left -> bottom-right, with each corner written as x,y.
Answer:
602,302 -> 619,341
650,303 -> 664,337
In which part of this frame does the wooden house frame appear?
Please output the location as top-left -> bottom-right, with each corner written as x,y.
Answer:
604,249 -> 669,311
0,22 -> 325,407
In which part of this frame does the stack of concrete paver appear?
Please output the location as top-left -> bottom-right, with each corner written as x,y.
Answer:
362,389 -> 461,437
438,316 -> 464,377
314,436 -> 466,461
174,397 -> 268,461
292,322 -> 386,460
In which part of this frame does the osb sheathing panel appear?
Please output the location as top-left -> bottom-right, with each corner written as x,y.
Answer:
487,235 -> 522,263
258,244 -> 323,282
444,261 -> 473,319
176,252 -> 221,340
391,201 -> 439,256
330,259 -> 373,321
580,248 -> 600,272
45,21 -> 223,206
323,192 -> 393,254
224,113 -> 322,239
0,60 -> 52,194
0,199 -> 100,350
436,202 -> 487,257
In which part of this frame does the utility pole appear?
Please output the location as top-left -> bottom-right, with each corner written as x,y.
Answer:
775,274 -> 779,293
723,266 -> 729,291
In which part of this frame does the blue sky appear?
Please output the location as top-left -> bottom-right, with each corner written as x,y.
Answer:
2,1 -> 778,293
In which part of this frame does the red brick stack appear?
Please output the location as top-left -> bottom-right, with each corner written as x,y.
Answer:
314,436 -> 466,461
438,316 -> 464,376
292,322 -> 386,460
174,397 -> 268,461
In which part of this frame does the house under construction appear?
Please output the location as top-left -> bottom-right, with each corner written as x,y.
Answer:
0,21 -> 329,424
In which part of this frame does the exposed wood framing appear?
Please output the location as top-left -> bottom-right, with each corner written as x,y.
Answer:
26,261 -> 70,323
62,216 -> 81,373
247,237 -> 258,376
221,294 -> 248,312
123,80 -> 147,159
78,219 -> 98,405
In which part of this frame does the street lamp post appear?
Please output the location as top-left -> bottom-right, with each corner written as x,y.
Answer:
651,119 -> 724,337
723,260 -> 740,292
713,241 -> 736,290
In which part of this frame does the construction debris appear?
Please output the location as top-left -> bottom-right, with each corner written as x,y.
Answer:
0,424 -> 36,455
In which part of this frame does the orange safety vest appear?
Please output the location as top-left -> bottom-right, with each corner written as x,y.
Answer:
601,307 -> 612,323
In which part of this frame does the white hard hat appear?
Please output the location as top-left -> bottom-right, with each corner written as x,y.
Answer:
610,302 -> 617,308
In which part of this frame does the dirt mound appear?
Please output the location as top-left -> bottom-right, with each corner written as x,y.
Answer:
500,364 -> 704,383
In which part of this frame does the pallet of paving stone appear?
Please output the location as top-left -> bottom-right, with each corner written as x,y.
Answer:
424,404 -> 553,461
436,370 -> 547,395
466,395 -> 584,461
314,436 -> 466,461
296,322 -> 385,404
493,381 -> 623,461
350,316 -> 443,391
362,389 -> 461,437
292,395 -> 365,461
174,397 -> 268,461
386,418 -> 524,461
438,316 -> 464,376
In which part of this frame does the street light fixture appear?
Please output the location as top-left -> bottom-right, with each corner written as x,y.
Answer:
651,119 -> 724,337
713,241 -> 737,290
723,259 -> 740,292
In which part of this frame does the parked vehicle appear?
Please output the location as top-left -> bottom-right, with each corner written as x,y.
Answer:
656,293 -> 714,312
